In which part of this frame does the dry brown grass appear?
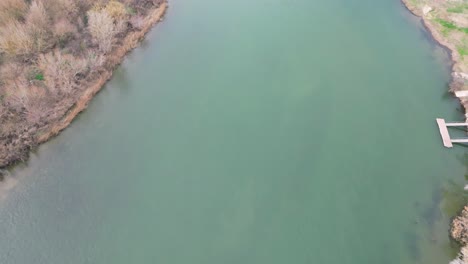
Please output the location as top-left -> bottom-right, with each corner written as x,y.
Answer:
105,0 -> 128,19
0,0 -> 28,26
130,15 -> 145,29
42,0 -> 78,22
26,1 -> 53,53
0,1 -> 53,56
53,19 -> 77,44
38,50 -> 88,93
0,22 -> 33,56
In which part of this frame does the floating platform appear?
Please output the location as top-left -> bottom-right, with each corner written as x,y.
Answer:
436,118 -> 468,148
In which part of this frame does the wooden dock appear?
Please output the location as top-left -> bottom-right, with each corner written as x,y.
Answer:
436,118 -> 468,148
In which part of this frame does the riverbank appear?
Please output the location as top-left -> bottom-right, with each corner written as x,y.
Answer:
36,2 -> 168,144
0,0 -> 167,169
401,0 -> 468,119
401,0 -> 468,263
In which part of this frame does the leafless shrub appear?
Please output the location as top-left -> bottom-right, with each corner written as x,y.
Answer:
125,0 -> 162,13
2,78 -> 52,124
38,50 -> 88,93
22,85 -> 49,123
130,15 -> 145,29
0,0 -> 28,26
0,61 -> 24,85
53,19 -> 77,47
3,76 -> 30,111
0,103 -> 6,120
115,19 -> 129,35
87,10 -> 116,53
54,19 -> 77,36
0,22 -> 33,56
26,0 -> 53,52
75,0 -> 95,12
104,1 -> 128,19
0,62 -> 47,120
86,52 -> 105,71
26,1 -> 49,29
42,0 -> 78,22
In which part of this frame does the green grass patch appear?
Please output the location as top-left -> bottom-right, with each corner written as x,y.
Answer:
458,47 -> 468,56
447,7 -> 464,13
435,18 -> 457,29
460,27 -> 468,34
434,18 -> 468,35
126,6 -> 136,15
447,4 -> 468,13
25,68 -> 44,82
34,73 -> 44,81
441,27 -> 452,37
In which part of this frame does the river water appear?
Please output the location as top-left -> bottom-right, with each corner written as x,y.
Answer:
0,0 -> 467,263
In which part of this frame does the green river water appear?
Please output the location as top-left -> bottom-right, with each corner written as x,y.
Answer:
1,0 -> 468,263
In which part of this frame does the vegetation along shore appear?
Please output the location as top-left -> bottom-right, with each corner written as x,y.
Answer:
0,0 -> 167,169
401,0 -> 468,263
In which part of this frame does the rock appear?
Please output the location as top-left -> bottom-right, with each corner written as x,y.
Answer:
450,246 -> 468,264
452,206 -> 468,245
422,5 -> 432,16
454,72 -> 468,81
452,207 -> 468,264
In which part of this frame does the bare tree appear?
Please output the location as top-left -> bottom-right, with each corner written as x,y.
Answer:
87,10 -> 115,53
38,50 -> 87,93
26,0 -> 52,52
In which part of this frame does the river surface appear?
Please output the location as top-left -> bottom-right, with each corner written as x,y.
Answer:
1,0 -> 467,263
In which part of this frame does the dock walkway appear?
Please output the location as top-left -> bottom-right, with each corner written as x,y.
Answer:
436,118 -> 468,148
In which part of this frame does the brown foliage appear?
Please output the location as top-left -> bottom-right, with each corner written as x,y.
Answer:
42,0 -> 78,22
0,22 -> 33,56
53,19 -> 77,46
0,0 -> 28,26
38,50 -> 88,93
74,0 -> 95,13
0,0 -> 53,56
130,15 -> 145,29
87,9 -> 116,53
105,1 -> 128,19
26,1 -> 53,53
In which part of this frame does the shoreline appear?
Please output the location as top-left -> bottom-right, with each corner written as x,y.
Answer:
0,1 -> 168,170
401,0 -> 468,120
401,0 -> 468,263
38,2 -> 168,144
